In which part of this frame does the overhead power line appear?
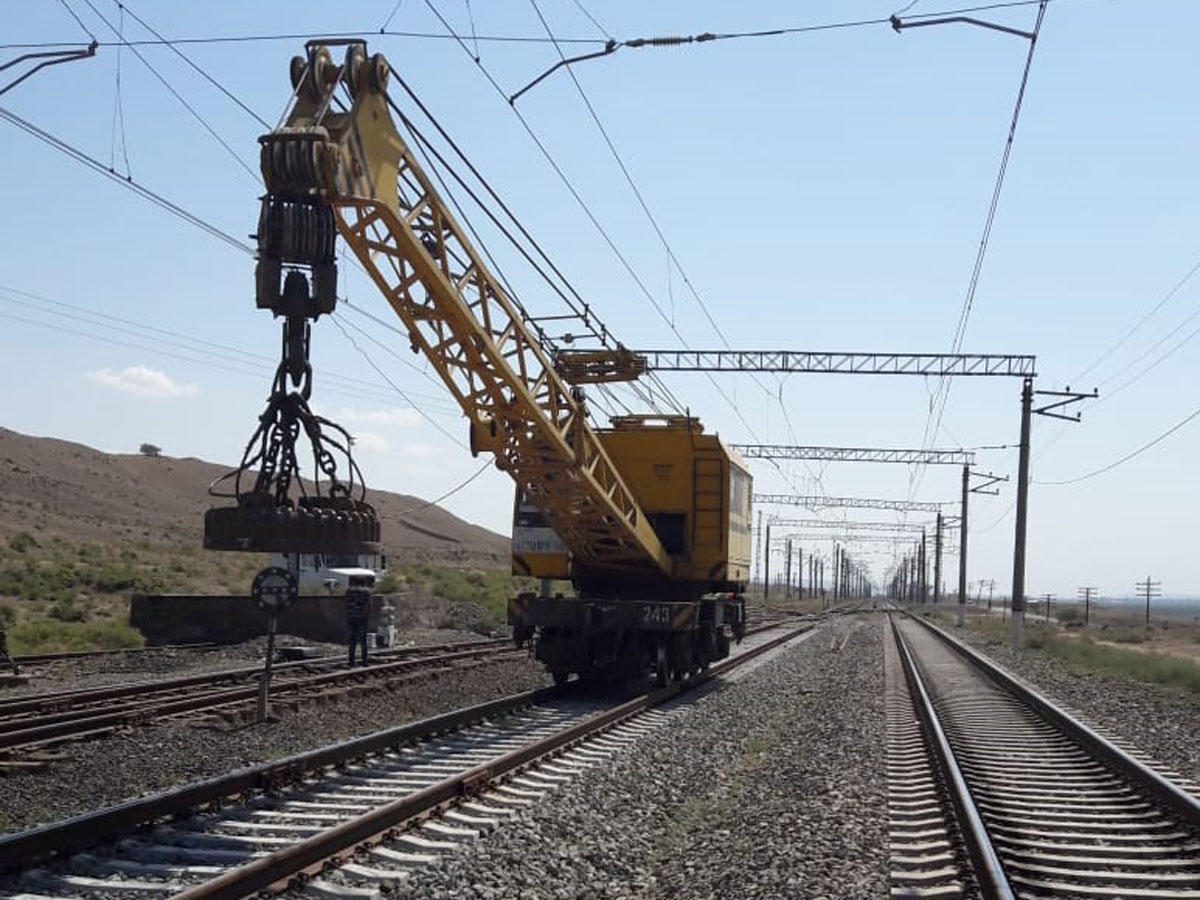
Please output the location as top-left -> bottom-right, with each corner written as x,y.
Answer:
910,0 -> 1049,498
0,105 -> 253,254
1038,404 -> 1200,486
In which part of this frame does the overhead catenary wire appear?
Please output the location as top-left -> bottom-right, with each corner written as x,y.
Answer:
0,288 -> 460,412
55,0 -> 97,42
420,0 -> 816,496
116,1 -> 271,129
909,0 -> 1048,499
0,105 -> 253,254
78,0 -> 260,182
1038,403 -> 1200,486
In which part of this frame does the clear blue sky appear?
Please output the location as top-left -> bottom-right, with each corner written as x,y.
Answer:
2,0 -> 1196,599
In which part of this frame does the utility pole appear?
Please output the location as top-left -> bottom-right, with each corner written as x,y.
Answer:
785,539 -> 793,601
1042,593 -> 1055,623
958,465 -> 969,627
755,510 -> 763,591
833,543 -> 841,603
933,512 -> 944,607
819,557 -> 825,605
1136,577 -> 1161,626
1012,381 -> 1097,646
919,529 -> 927,604
797,545 -> 803,600
1077,586 -> 1097,626
1011,378 -> 1033,646
764,522 -> 772,601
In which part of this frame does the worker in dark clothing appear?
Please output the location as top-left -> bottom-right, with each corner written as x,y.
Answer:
0,627 -> 17,675
345,577 -> 371,667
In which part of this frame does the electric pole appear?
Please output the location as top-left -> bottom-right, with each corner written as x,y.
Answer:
1011,382 -> 1097,646
755,510 -> 763,591
934,512 -> 943,607
785,539 -> 793,601
1136,577 -> 1161,626
919,529 -> 927,604
1042,593 -> 1055,623
958,465 -> 969,627
1077,586 -> 1097,626
764,522 -> 772,601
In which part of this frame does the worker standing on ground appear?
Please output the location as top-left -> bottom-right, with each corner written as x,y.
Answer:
345,576 -> 371,667
0,626 -> 18,675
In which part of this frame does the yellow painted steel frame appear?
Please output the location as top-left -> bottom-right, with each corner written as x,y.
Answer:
283,47 -> 671,577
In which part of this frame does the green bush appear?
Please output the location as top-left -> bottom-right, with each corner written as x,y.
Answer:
0,600 -> 15,626
8,532 -> 38,553
9,619 -> 144,654
1044,634 -> 1200,693
47,598 -> 88,622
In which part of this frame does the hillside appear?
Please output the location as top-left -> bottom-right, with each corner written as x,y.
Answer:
0,427 -> 509,564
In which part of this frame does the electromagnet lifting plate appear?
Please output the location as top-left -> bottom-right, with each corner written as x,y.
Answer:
204,497 -> 381,555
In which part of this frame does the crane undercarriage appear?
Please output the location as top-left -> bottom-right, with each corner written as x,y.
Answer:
510,592 -> 745,686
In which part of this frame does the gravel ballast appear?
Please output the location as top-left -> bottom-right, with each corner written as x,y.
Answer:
0,657 -> 547,834
393,614 -> 889,900
5,628 -> 496,695
957,622 -> 1200,786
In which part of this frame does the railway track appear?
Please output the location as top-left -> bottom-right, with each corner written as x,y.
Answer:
0,621 -> 815,900
886,610 -> 1200,899
0,639 -> 516,767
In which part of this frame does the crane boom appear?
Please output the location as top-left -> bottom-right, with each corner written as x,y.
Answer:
261,44 -> 670,576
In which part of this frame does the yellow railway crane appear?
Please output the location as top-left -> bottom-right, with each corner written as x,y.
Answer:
257,42 -> 749,683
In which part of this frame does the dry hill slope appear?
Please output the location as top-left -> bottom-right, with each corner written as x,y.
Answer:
0,427 -> 508,564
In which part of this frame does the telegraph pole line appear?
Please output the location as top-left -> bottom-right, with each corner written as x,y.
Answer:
1136,577 -> 1161,626
1077,586 -> 1097,626
1042,593 -> 1055,623
1011,380 -> 1097,646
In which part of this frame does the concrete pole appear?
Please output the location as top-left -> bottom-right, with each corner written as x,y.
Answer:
958,464 -> 969,628
764,523 -> 772,601
797,546 -> 803,599
1010,377 -> 1033,645
785,539 -> 793,601
919,530 -> 927,604
934,513 -> 943,608
755,510 -> 763,590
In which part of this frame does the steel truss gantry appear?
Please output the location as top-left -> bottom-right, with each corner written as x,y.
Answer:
554,350 -> 1036,382
734,445 -> 976,466
754,494 -> 947,513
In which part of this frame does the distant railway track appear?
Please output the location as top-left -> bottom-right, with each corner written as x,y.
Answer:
0,638 -> 515,768
11,643 -> 223,666
886,610 -> 1200,899
0,620 -> 816,899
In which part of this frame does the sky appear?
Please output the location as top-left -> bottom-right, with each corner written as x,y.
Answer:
1,0 -> 1197,600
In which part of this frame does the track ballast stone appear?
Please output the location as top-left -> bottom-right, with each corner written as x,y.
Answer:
957,622 -> 1200,786
0,658 -> 547,833
393,614 -> 888,900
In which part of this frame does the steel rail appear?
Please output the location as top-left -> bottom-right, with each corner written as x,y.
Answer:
0,684 -> 561,869
0,620 -> 804,872
889,615 -> 1015,900
166,623 -> 812,900
11,642 -> 220,664
0,646 -> 522,752
905,612 -> 1200,828
0,639 -> 513,716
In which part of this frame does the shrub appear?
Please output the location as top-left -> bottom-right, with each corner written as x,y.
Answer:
0,600 -> 16,626
9,619 -> 144,654
7,532 -> 37,553
47,598 -> 88,622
